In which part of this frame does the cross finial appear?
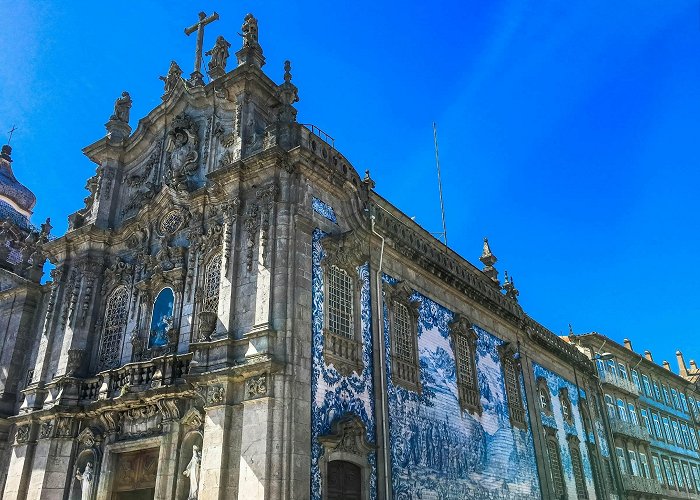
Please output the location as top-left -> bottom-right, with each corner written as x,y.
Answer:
184,11 -> 219,86
7,125 -> 17,144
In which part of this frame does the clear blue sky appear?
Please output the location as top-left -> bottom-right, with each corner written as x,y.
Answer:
1,1 -> 698,369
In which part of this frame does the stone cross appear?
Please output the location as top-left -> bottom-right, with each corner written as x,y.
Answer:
184,11 -> 219,85
7,125 -> 17,144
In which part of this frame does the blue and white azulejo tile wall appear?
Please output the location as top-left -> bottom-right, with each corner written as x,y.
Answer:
310,228 -> 377,500
383,278 -> 541,500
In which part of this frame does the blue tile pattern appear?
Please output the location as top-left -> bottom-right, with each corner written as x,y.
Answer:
310,229 -> 377,500
384,283 -> 541,499
533,363 -> 599,498
312,197 -> 337,223
0,199 -> 29,229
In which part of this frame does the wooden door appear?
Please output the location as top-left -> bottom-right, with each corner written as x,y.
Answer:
327,460 -> 362,500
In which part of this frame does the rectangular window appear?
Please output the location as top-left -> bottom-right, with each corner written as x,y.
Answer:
616,447 -> 627,475
681,422 -> 691,448
653,456 -> 665,485
689,396 -> 696,415
654,382 -> 662,401
673,420 -> 683,446
596,359 -> 605,377
691,427 -> 699,450
692,464 -> 700,491
672,388 -> 681,410
618,362 -> 629,380
393,302 -> 413,362
683,463 -> 694,492
663,417 -> 674,442
639,453 -> 650,479
641,408 -> 652,434
642,374 -> 652,397
664,458 -> 675,486
605,394 -> 616,420
628,449 -> 639,476
606,359 -> 617,377
681,393 -> 689,412
547,438 -> 566,497
628,403 -> 638,426
631,369 -> 641,391
503,356 -> 526,427
674,460 -> 685,488
327,265 -> 354,339
663,386 -> 671,406
652,413 -> 663,440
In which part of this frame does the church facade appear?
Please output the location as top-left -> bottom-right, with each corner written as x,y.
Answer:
0,12 -> 637,500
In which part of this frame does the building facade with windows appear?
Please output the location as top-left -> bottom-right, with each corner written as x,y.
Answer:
0,12 -> 621,500
569,333 -> 700,499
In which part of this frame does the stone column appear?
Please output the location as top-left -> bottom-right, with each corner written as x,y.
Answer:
25,418 -> 76,499
199,382 -> 240,499
154,413 -> 181,499
3,423 -> 37,500
237,387 -> 272,499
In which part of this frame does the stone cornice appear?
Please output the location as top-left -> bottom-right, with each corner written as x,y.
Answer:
369,194 -> 593,372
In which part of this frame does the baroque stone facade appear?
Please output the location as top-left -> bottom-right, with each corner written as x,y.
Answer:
0,11 -> 670,500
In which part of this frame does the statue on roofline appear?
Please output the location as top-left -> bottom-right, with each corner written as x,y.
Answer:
240,13 -> 259,47
206,35 -> 231,77
160,61 -> 183,97
110,91 -> 132,123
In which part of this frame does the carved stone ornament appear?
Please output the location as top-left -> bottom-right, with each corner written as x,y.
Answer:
384,281 -> 419,316
318,415 -> 375,458
449,314 -> 477,341
77,427 -> 99,449
55,417 -> 73,438
157,399 -> 180,422
39,419 -> 54,439
207,384 -> 225,405
118,405 -> 161,440
320,230 -> 369,276
15,424 -> 30,444
198,311 -> 217,341
245,374 -> 267,400
181,408 -> 205,430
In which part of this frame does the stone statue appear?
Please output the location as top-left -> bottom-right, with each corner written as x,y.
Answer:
183,445 -> 202,499
160,61 -> 183,96
110,92 -> 132,123
240,13 -> 259,47
206,36 -> 231,75
76,462 -> 94,500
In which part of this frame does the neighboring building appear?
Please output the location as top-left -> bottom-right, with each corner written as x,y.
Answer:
569,332 -> 700,499
0,12 -> 618,500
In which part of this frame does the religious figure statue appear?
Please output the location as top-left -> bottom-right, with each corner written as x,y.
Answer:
110,92 -> 132,123
160,61 -> 183,97
164,115 -> 199,190
240,13 -> 259,47
183,445 -> 202,499
76,462 -> 94,500
206,36 -> 231,77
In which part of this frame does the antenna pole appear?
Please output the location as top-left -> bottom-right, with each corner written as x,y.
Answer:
433,122 -> 448,246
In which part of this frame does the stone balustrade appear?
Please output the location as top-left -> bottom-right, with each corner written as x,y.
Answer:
609,418 -> 652,442
79,353 -> 192,402
621,473 -> 663,495
599,370 -> 640,396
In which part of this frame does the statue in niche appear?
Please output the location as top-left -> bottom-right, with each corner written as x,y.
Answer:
164,116 -> 199,190
206,36 -> 231,79
183,445 -> 202,499
110,91 -> 132,123
76,462 -> 94,500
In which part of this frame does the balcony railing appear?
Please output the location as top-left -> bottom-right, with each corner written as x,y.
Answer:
79,353 -> 192,402
621,473 -> 663,495
599,371 -> 640,396
609,418 -> 652,442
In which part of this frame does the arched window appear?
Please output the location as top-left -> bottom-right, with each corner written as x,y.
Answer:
98,286 -> 129,370
569,439 -> 588,499
560,389 -> 573,424
617,398 -> 628,422
149,288 -> 175,348
202,254 -> 221,313
546,433 -> 565,498
538,378 -> 552,413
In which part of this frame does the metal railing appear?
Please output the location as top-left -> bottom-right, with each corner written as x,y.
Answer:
621,473 -> 663,495
302,124 -> 335,149
609,418 -> 652,442
599,371 -> 640,396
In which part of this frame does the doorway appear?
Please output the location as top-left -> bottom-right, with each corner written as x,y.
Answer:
327,460 -> 362,500
111,448 -> 159,500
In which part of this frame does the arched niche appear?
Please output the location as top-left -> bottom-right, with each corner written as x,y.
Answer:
176,430 -> 204,500
70,448 -> 99,500
149,287 -> 175,348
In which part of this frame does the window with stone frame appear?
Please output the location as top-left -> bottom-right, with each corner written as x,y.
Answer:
320,231 -> 367,377
538,377 -> 552,414
450,315 -> 481,415
499,342 -> 526,428
546,431 -> 566,499
201,254 -> 222,313
98,285 -> 129,371
568,437 -> 588,499
560,388 -> 573,424
385,282 -> 421,392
